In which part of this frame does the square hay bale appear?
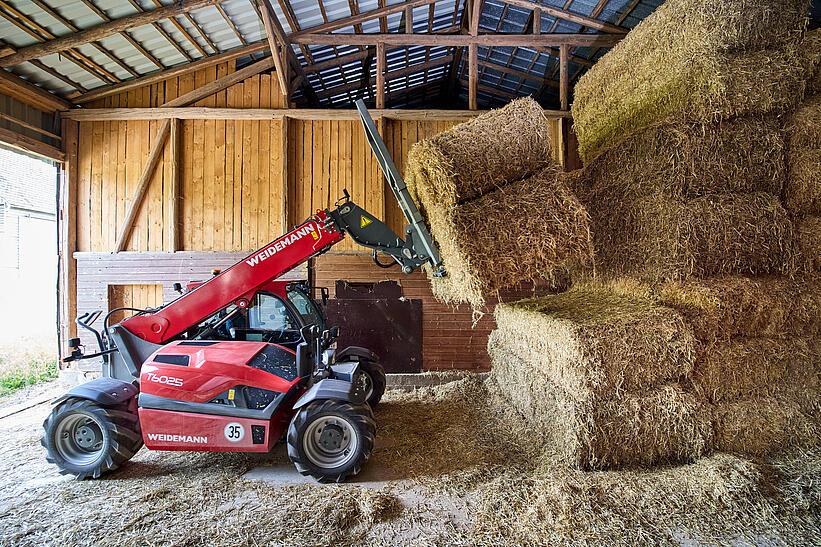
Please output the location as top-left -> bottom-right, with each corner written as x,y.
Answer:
582,116 -> 786,199
694,338 -> 820,405
406,97 -> 552,208
800,29 -> 821,94
492,287 -> 696,398
588,191 -> 795,282
786,96 -> 821,215
425,166 -> 593,308
655,274 -> 821,341
712,397 -> 820,456
796,216 -> 821,272
487,349 -> 712,469
571,0 -> 808,162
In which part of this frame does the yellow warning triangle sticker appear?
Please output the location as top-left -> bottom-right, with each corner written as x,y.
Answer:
360,215 -> 373,229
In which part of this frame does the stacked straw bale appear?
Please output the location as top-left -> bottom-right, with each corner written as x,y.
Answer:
488,285 -> 713,469
652,275 -> 821,455
786,93 -> 821,273
801,29 -> 821,94
571,0 -> 809,162
406,98 -> 593,308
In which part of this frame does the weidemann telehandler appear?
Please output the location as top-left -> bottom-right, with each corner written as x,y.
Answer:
43,101 -> 446,483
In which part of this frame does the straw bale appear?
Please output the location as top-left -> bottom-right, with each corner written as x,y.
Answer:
488,348 -> 711,469
801,29 -> 821,94
713,397 -> 820,456
786,96 -> 821,215
406,97 -> 552,208
796,216 -> 821,272
655,274 -> 821,341
572,0 -> 808,161
425,166 -> 593,308
694,337 -> 821,405
588,191 -> 795,282
582,116 -> 786,199
492,287 -> 696,399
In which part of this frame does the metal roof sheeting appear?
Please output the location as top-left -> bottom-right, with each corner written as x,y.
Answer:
0,0 -> 720,109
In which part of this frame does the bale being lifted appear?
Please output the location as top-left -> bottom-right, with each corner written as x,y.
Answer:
406,99 -> 593,308
571,0 -> 808,161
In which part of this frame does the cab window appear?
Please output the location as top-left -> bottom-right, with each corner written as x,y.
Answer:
288,288 -> 325,330
250,293 -> 297,331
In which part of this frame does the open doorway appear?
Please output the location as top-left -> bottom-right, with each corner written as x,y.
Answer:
0,145 -> 58,397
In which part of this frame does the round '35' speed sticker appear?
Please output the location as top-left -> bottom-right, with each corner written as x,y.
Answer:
224,422 -> 245,443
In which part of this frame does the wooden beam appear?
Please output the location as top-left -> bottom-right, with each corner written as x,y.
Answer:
291,33 -> 623,47
303,50 -> 370,73
375,42 -> 386,109
468,0 -> 480,110
259,0 -> 289,95
279,117 -> 288,231
59,119 -> 79,346
405,6 -> 413,33
148,0 -> 209,57
315,55 -> 453,100
0,125 -> 64,161
74,41 -> 269,104
533,7 -> 540,35
500,0 -> 628,34
114,120 -> 172,252
291,0 -> 437,38
167,118 -> 180,252
0,0 -> 220,68
0,112 -> 61,141
0,68 -> 73,111
162,57 -> 275,108
560,43 -> 569,110
62,107 -> 573,122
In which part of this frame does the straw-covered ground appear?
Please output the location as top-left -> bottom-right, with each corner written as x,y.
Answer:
571,0 -> 808,161
1,377 -> 819,546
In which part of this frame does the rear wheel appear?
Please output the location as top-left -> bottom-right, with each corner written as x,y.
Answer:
287,399 -> 376,483
41,398 -> 142,479
356,360 -> 386,407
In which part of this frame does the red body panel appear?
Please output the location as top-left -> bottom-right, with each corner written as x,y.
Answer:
122,212 -> 343,344
139,408 -> 283,452
138,341 -> 303,453
140,341 -> 298,403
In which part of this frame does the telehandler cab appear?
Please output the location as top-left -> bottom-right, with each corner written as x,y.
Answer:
43,101 -> 445,483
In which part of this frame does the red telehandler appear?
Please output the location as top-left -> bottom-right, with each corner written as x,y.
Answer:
43,101 -> 446,483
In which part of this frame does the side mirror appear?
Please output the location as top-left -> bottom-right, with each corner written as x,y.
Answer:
300,325 -> 313,343
173,282 -> 183,294
320,287 -> 330,306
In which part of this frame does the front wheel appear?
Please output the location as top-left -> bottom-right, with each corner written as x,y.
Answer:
41,398 -> 142,479
356,360 -> 386,407
287,399 -> 376,483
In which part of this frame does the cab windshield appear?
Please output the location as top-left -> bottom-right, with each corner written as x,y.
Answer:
288,288 -> 325,330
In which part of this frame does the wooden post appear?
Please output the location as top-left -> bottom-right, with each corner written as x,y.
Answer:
376,42 -> 386,109
533,7 -> 541,35
280,116 -> 289,231
559,43 -> 569,111
59,119 -> 79,357
405,6 -> 413,33
167,118 -> 181,251
115,119 -> 172,252
469,0 -> 481,111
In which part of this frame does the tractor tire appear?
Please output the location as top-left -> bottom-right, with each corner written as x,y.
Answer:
287,399 -> 376,483
356,360 -> 386,407
41,397 -> 142,480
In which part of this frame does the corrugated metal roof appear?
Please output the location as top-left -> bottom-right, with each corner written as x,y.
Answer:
0,0 -> 691,109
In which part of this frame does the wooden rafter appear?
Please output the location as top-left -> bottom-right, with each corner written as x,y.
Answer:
126,0 -> 194,63
0,68 -> 74,111
275,0 -> 314,64
0,1 -> 119,84
148,0 -> 210,58
215,3 -> 247,46
258,0 -> 289,96
291,33 -> 622,47
500,0 -> 628,34
0,0 -> 220,68
30,59 -> 87,92
0,125 -> 64,160
162,57 -> 275,108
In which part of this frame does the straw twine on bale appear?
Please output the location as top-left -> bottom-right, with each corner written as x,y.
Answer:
786,95 -> 821,215
655,274 -> 821,341
587,190 -> 795,282
406,96 -> 552,208
580,116 -> 786,199
571,0 -> 808,162
712,397 -> 820,456
492,287 -> 696,399
693,337 -> 821,405
425,166 -> 593,308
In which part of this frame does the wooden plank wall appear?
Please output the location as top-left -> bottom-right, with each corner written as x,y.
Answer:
107,283 -> 164,324
0,93 -> 56,143
69,64 -> 566,371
